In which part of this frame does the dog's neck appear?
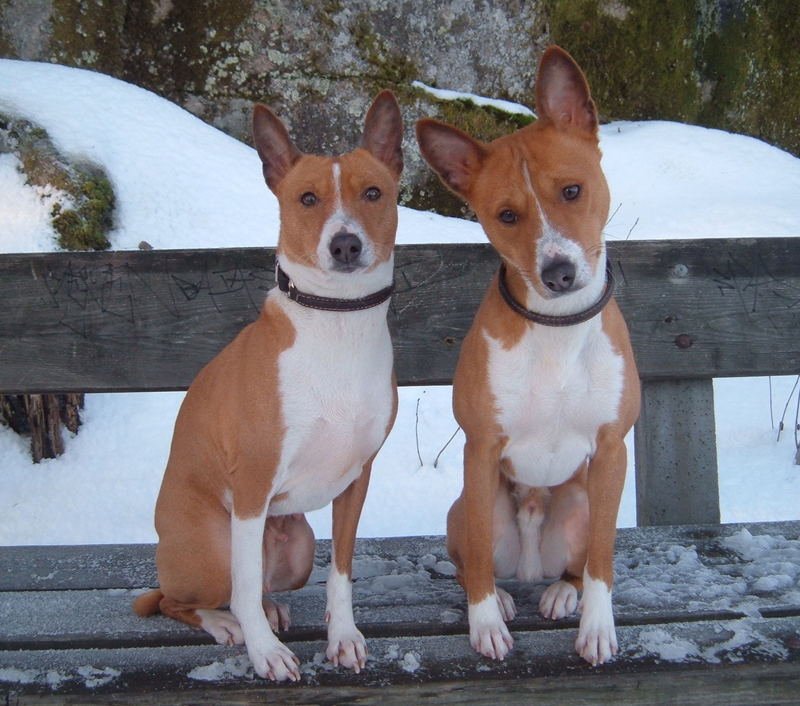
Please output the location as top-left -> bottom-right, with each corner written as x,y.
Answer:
275,261 -> 394,312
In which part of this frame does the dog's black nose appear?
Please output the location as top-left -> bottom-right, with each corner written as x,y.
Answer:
541,259 -> 576,293
329,232 -> 363,266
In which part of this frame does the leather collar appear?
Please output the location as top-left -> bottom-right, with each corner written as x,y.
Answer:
276,263 -> 394,312
497,262 -> 615,326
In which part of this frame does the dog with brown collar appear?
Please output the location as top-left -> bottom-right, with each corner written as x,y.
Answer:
134,91 -> 403,682
416,46 -> 640,666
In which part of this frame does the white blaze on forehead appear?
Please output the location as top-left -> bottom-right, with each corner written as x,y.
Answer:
522,161 -> 538,208
325,160 -> 354,232
332,161 -> 342,210
522,160 -> 593,284
522,161 -> 562,246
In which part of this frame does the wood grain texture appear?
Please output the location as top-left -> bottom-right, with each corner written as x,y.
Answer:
2,523 -> 798,649
1,238 -> 798,393
2,624 -> 798,702
8,662 -> 798,705
635,379 -> 721,525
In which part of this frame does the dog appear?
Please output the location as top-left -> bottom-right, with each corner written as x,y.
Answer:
416,46 -> 640,666
133,90 -> 403,682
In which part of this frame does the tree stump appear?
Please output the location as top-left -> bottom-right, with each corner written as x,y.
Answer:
0,393 -> 83,462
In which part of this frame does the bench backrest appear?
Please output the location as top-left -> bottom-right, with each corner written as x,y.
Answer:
1,238 -> 798,525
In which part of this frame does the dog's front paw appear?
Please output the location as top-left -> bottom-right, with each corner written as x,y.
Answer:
575,617 -> 617,666
468,594 -> 514,660
326,627 -> 367,672
574,577 -> 617,666
247,636 -> 301,682
539,580 -> 578,620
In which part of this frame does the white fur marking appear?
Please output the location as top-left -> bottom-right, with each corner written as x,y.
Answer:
332,161 -> 342,207
486,323 -> 624,489
313,160 -> 377,275
576,570 -> 617,666
468,593 -> 513,660
268,284 -> 394,517
325,566 -> 366,671
197,608 -> 244,646
230,512 -> 299,681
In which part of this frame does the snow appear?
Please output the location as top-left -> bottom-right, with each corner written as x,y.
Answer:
412,79 -> 536,117
187,655 -> 252,682
0,152 -> 66,252
0,59 -> 799,549
633,617 -> 790,665
0,664 -> 119,689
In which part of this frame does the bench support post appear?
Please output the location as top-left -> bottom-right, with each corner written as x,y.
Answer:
634,378 -> 720,526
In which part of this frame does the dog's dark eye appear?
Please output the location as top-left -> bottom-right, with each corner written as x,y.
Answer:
499,209 -> 518,224
364,186 -> 381,201
562,184 -> 581,201
300,191 -> 317,206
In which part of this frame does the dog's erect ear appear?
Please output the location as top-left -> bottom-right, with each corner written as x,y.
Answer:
360,90 -> 403,177
415,118 -> 485,198
535,45 -> 598,134
252,104 -> 303,192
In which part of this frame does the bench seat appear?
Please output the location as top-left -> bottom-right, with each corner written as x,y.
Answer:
2,521 -> 798,702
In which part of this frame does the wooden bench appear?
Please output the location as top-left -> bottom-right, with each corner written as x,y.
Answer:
1,238 -> 799,702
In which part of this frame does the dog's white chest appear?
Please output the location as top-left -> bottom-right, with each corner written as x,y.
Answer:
486,322 -> 624,487
269,306 -> 393,515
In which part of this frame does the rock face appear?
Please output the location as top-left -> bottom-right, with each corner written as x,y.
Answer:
0,0 -> 798,215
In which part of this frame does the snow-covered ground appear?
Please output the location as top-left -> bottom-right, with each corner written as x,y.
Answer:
1,60 -> 798,545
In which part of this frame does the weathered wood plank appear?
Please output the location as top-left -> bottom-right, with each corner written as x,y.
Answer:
1,524 -> 798,699
0,238 -> 799,393
9,663 -> 799,706
634,379 -> 721,526
2,523 -> 798,652
1,618 -> 798,700
4,522 -> 798,592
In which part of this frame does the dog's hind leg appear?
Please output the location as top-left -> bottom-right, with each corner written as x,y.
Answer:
261,513 -> 316,632
538,465 -> 589,620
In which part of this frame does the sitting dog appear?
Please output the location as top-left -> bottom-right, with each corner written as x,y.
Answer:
416,46 -> 640,666
134,90 -> 403,682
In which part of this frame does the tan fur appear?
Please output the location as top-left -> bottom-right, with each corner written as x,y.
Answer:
150,297 -> 296,614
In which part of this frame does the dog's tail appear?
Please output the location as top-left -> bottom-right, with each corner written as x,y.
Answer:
132,589 -> 163,617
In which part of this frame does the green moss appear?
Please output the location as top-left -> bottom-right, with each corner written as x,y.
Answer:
49,0 -> 127,74
352,12 -> 418,86
49,0 -> 254,102
314,0 -> 345,30
546,0 -> 700,122
399,85 -> 534,217
0,36 -> 10,59
697,1 -> 800,156
437,99 -> 533,142
1,114 -> 113,251
400,171 -> 475,220
544,0 -> 800,156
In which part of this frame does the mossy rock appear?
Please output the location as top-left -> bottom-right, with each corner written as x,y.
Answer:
0,115 -> 114,251
548,0 -> 800,157
398,86 -> 537,218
